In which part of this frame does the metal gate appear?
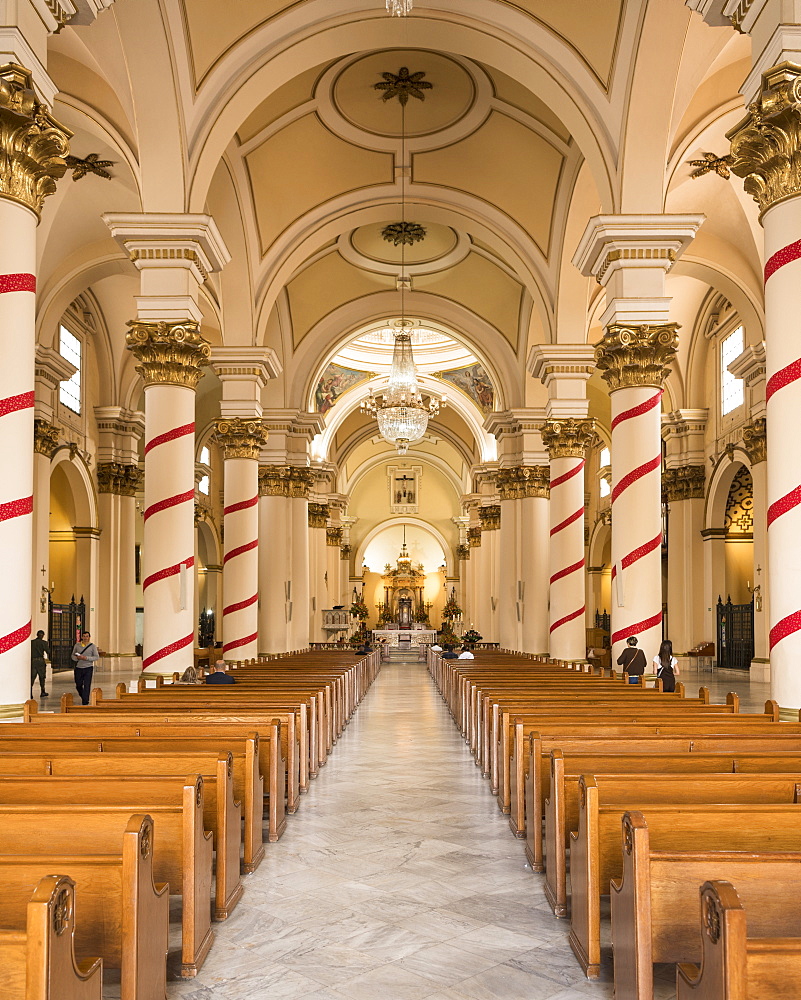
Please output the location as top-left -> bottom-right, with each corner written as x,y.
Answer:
716,596 -> 754,671
48,596 -> 86,673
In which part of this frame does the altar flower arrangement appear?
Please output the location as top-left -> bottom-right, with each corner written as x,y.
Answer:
442,592 -> 462,620
350,595 -> 370,621
462,628 -> 483,646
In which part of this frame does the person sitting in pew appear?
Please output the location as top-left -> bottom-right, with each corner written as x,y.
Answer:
458,646 -> 475,659
653,638 -> 679,693
178,665 -> 202,685
616,635 -> 646,684
440,645 -> 459,660
206,659 -> 236,685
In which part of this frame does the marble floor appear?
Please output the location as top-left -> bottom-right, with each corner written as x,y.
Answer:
36,657 -> 771,999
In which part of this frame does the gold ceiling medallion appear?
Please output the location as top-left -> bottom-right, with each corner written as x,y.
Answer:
374,68 -> 433,105
381,221 -> 426,246
65,153 -> 114,180
688,152 -> 733,179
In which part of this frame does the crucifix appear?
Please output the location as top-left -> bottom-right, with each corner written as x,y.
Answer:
395,473 -> 415,504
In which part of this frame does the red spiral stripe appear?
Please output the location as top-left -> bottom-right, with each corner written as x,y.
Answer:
142,631 -> 194,669
766,358 -> 801,402
550,606 -> 585,634
550,557 -> 584,586
144,489 -> 194,522
144,422 -> 194,455
611,390 -> 662,431
612,455 -> 661,504
224,495 -> 258,516
765,238 -> 801,283
770,609 -> 801,650
767,485 -> 801,527
550,506 -> 583,537
550,459 -> 584,490
223,593 -> 258,617
611,533 -> 662,581
0,496 -> 33,522
0,391 -> 34,418
0,620 -> 31,654
611,610 -> 662,647
223,630 -> 259,655
0,273 -> 35,294
223,538 -> 258,565
142,556 -> 194,593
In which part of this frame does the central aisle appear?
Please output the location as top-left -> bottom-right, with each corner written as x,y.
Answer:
180,659 -> 618,1000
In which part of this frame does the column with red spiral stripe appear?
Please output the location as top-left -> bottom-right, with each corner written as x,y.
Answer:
540,419 -> 596,661
595,325 -> 678,663
126,321 -> 211,675
729,64 -> 801,706
213,419 -> 267,661
0,67 -> 69,715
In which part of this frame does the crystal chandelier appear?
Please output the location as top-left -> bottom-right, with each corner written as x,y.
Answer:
361,94 -> 443,454
386,0 -> 412,16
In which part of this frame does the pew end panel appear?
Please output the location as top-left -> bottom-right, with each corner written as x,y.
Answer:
182,776 -> 215,978
212,753 -> 244,921
568,775 -> 601,978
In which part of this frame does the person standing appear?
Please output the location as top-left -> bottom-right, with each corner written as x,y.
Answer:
653,639 -> 679,693
30,629 -> 50,698
71,631 -> 99,705
616,635 -> 647,685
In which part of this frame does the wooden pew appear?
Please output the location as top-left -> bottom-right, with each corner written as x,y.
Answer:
0,785 -> 213,977
22,708 -> 289,841
544,767 -> 801,917
0,771 -> 239,921
570,786 -> 801,978
0,875 -> 102,1000
0,814 -> 167,1000
676,880 -> 801,1000
611,812 -> 801,999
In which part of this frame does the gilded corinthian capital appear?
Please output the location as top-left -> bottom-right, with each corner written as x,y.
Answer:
213,417 -> 267,460
33,418 -> 59,458
742,417 -> 767,465
0,65 -> 71,217
595,324 -> 679,390
126,320 -> 211,388
727,62 -> 801,215
496,465 -> 550,500
97,462 -> 143,497
540,418 -> 597,459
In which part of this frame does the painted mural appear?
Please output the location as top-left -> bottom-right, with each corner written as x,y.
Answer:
438,362 -> 495,413
315,364 -> 369,415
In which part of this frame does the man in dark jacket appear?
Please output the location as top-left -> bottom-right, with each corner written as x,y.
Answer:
30,630 -> 49,698
616,636 -> 646,684
206,659 -> 236,684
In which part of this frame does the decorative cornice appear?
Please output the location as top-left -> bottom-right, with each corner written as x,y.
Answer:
727,62 -> 801,215
742,417 -> 767,465
540,418 -> 597,459
97,461 -> 143,497
479,504 -> 501,531
308,501 -> 328,528
467,526 -> 482,547
326,526 -> 343,546
126,320 -> 211,389
662,464 -> 706,502
0,63 -> 71,217
496,465 -> 550,500
33,418 -> 59,458
596,247 -> 675,284
213,417 -> 267,461
258,465 -> 315,498
596,323 -> 679,390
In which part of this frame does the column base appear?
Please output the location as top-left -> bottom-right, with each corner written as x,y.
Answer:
0,702 -> 26,721
750,657 -> 770,683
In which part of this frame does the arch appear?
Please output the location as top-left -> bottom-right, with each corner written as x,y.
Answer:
340,450 -> 466,507
588,518 -> 611,569
705,448 -> 751,532
50,448 -> 99,530
354,516 -> 455,578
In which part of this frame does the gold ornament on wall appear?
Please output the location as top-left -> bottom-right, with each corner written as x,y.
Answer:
33,418 -> 60,458
688,152 -> 733,179
742,417 -> 767,465
374,67 -> 433,105
64,152 -> 114,180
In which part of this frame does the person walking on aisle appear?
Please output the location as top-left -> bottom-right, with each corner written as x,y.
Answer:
653,639 -> 679,693
30,629 -> 50,698
71,630 -> 99,705
616,635 -> 647,685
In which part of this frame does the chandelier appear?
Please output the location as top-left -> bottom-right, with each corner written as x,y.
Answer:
386,0 -> 412,15
361,75 -> 443,455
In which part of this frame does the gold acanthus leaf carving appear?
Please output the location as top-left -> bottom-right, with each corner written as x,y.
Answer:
258,465 -> 315,498
126,320 -> 211,389
727,62 -> 801,215
308,501 -> 329,528
662,465 -> 705,503
98,462 -> 143,497
496,465 -> 550,500
33,418 -> 60,458
595,324 -> 679,390
742,417 -> 767,465
540,418 -> 597,460
0,64 -> 71,217
213,417 -> 267,461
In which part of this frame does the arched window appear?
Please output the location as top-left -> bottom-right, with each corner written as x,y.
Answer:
58,325 -> 82,414
720,326 -> 744,416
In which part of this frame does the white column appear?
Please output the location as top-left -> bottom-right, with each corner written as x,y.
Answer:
520,483 -> 550,654
96,464 -> 141,660
32,423 -> 59,635
664,467 -> 706,659
290,488 -> 311,650
541,421 -> 595,660
744,431 -> 769,679
0,67 -> 69,716
308,500 -> 329,642
258,483 -> 291,654
496,494 -> 519,650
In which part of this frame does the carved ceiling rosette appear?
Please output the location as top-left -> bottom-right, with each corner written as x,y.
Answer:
595,324 -> 679,390
126,320 -> 211,388
213,417 -> 267,460
0,64 -> 71,217
540,418 -> 597,459
727,62 -> 801,215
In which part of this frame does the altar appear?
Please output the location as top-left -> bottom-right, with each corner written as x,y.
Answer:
372,628 -> 437,647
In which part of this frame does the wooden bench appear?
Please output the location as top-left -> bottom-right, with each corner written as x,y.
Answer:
570,788 -> 801,977
611,811 -> 801,999
0,875 -> 102,1000
544,768 -> 801,918
0,785 -> 213,977
0,814 -> 167,1000
676,880 -> 801,1000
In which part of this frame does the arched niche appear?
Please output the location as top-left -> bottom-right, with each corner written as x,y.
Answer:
48,451 -> 98,606
705,452 -> 754,610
